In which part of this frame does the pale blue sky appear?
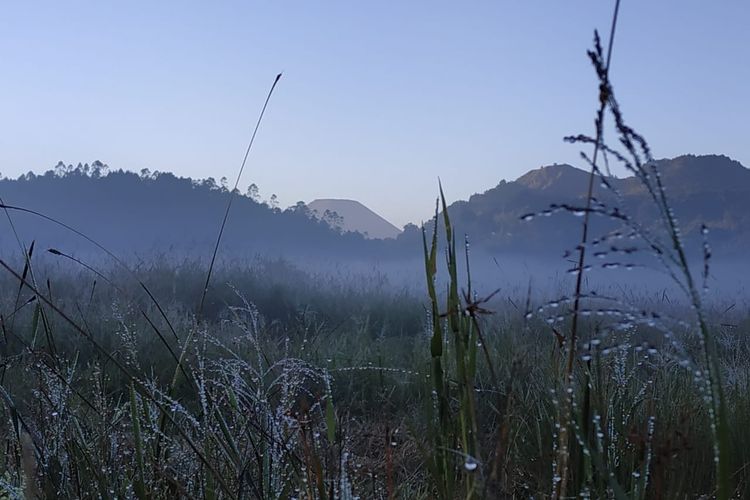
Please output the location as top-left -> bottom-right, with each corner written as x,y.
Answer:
1,1 -> 748,227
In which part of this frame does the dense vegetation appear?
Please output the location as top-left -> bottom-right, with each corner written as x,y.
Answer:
0,253 -> 748,498
443,154 -> 750,257
0,162 -> 404,261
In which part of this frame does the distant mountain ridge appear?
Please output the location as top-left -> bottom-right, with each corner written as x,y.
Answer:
0,164 -> 399,260
307,199 -> 402,239
1,155 -> 747,263
433,154 -> 750,258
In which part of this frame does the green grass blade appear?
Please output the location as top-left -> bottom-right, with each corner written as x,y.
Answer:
129,383 -> 147,500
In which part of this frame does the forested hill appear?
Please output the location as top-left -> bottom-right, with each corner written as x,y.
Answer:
2,155 -> 748,264
0,162 -> 403,261
423,154 -> 750,259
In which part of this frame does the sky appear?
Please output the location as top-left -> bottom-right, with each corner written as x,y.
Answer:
1,1 -> 748,228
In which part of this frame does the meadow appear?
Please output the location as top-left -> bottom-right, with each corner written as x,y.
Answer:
2,10 -> 749,500
0,248 -> 748,499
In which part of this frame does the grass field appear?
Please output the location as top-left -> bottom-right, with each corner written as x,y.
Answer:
0,247 -> 748,499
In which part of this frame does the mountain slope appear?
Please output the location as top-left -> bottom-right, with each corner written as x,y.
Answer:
2,155 -> 747,263
308,199 -> 402,239
432,154 -> 750,257
0,164 -> 394,260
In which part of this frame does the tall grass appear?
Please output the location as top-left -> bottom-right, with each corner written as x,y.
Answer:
559,30 -> 731,499
0,257 -> 747,497
553,0 -> 622,495
422,186 -> 482,499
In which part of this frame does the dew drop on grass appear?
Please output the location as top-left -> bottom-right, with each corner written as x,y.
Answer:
464,457 -> 478,472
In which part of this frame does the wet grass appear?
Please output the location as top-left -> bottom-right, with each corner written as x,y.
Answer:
0,256 -> 747,498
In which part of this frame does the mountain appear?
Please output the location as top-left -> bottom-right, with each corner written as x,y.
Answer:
435,154 -> 750,258
516,163 -> 592,198
307,199 -> 402,239
1,155 -> 747,265
0,162 -> 401,261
